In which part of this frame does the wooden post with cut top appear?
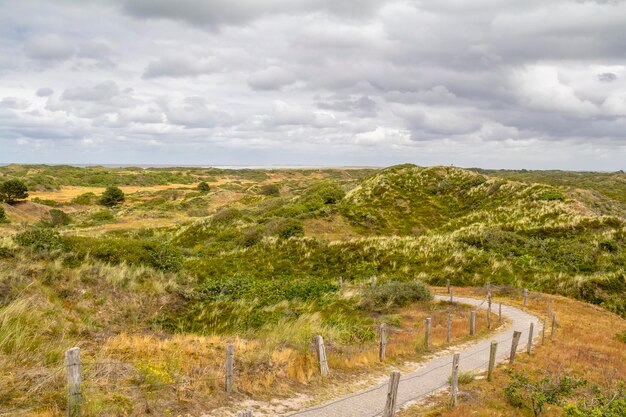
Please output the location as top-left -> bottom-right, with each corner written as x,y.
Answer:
225,343 -> 234,393
551,312 -> 557,338
469,310 -> 476,336
487,341 -> 497,382
450,288 -> 454,303
487,293 -> 492,329
314,335 -> 329,376
381,371 -> 401,417
379,324 -> 387,362
66,347 -> 81,417
450,353 -> 460,407
523,288 -> 528,306
424,317 -> 431,350
447,279 -> 450,294
527,322 -> 534,354
509,331 -> 522,364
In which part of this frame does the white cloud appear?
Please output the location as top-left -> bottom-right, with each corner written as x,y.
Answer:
24,34 -> 74,61
247,66 -> 296,91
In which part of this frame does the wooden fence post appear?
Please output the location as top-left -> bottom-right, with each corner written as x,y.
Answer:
314,335 -> 329,376
523,288 -> 528,307
66,347 -> 81,417
542,318 -> 546,344
551,312 -> 557,338
469,310 -> 476,336
447,279 -> 450,294
527,323 -> 534,354
509,331 -> 522,364
225,343 -> 234,393
237,411 -> 253,417
379,324 -> 387,362
424,317 -> 431,350
450,288 -> 454,303
450,353 -> 460,407
547,299 -> 553,316
499,303 -> 502,322
487,341 -> 497,382
447,313 -> 452,344
487,293 -> 492,330
381,371 -> 401,417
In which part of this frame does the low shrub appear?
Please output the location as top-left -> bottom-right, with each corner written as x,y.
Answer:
45,208 -> 71,227
70,192 -> 98,205
259,184 -> 280,196
14,225 -> 63,251
361,280 -> 432,311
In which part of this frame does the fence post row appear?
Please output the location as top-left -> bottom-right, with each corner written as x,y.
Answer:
487,341 -> 498,382
509,331 -> 522,364
424,317 -> 431,350
379,324 -> 387,362
225,343 -> 234,393
469,310 -> 476,336
314,335 -> 329,376
526,322 -> 534,354
450,353 -> 460,407
66,347 -> 81,417
381,371 -> 401,417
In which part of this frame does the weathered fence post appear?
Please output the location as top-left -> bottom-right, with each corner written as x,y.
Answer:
487,341 -> 497,382
381,371 -> 401,417
225,343 -> 234,393
423,317 -> 431,350
447,312 -> 452,344
527,323 -> 534,354
551,312 -> 557,338
509,331 -> 522,364
487,293 -> 492,329
447,279 -> 451,294
450,353 -> 460,407
314,335 -> 329,376
450,288 -> 454,303
499,303 -> 502,322
469,310 -> 476,336
66,347 -> 81,417
547,299 -> 553,316
237,411 -> 253,417
542,318 -> 546,344
379,324 -> 387,361
523,288 -> 528,307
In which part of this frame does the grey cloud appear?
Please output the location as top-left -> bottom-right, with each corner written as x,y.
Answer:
36,88 -> 55,97
62,81 -> 120,102
598,72 -> 617,82
143,55 -> 215,78
0,97 -> 30,109
247,66 -> 296,90
24,34 -> 74,61
317,95 -> 377,117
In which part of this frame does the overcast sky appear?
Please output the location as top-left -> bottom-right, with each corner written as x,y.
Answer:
1,0 -> 625,169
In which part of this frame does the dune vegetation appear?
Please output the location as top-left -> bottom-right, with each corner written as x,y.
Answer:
0,164 -> 625,416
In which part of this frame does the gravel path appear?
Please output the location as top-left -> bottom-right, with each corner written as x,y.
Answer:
281,295 -> 543,417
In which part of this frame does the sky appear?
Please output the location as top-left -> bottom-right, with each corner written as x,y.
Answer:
1,0 -> 625,169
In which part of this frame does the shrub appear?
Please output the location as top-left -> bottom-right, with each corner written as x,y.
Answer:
259,184 -> 280,196
504,370 -> 586,416
0,206 -> 7,223
537,190 -> 565,201
0,179 -> 29,204
616,330 -> 626,344
564,387 -> 626,417
45,209 -> 71,227
70,192 -> 98,205
361,280 -> 432,311
14,226 -> 63,251
197,181 -> 210,192
89,210 -> 116,223
301,180 -> 345,211
277,219 -> 304,239
99,186 -> 125,207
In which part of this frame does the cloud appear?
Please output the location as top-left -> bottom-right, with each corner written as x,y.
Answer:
143,54 -> 215,78
597,72 -> 617,82
247,66 -> 296,90
24,34 -> 74,61
0,97 -> 30,109
61,80 -> 120,102
317,95 -> 377,117
36,88 -> 55,97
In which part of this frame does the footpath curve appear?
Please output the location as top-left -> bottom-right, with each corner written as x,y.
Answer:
281,295 -> 543,417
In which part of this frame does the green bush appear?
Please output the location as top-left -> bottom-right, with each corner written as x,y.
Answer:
361,280 -> 432,311
277,219 -> 304,239
564,387 -> 626,417
90,210 -> 116,223
616,330 -> 626,344
197,182 -> 210,192
71,192 -> 98,205
537,190 -> 565,201
45,209 -> 71,227
0,206 -> 7,223
259,184 -> 280,196
14,226 -> 63,251
0,179 -> 29,204
99,186 -> 125,207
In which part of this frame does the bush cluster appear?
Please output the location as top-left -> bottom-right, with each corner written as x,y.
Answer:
361,280 -> 432,311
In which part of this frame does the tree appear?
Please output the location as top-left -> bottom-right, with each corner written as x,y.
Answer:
99,186 -> 125,207
197,181 -> 211,192
0,180 -> 29,204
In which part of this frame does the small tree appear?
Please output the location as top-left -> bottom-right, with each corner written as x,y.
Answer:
197,181 -> 211,192
99,186 -> 125,207
0,180 -> 29,204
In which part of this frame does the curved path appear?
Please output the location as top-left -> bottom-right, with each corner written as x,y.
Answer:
282,295 -> 543,417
